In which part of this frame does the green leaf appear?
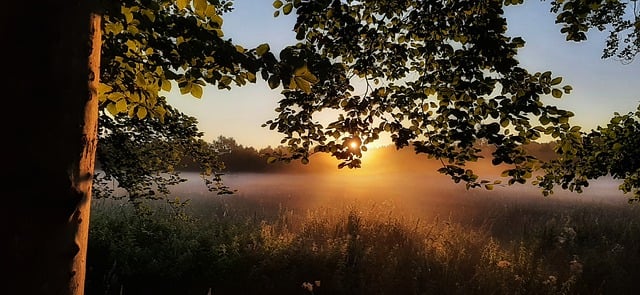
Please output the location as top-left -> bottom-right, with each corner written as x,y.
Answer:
552,88 -> 563,98
273,0 -> 283,8
540,116 -> 551,125
283,3 -> 293,15
116,99 -> 127,113
563,85 -> 573,94
558,116 -> 569,123
97,83 -> 113,95
219,76 -> 232,88
301,71 -> 319,84
161,79 -> 172,92
136,107 -> 147,120
256,43 -> 270,56
550,77 -> 562,85
211,14 -> 223,27
194,0 -> 207,16
268,75 -> 280,89
106,103 -> 117,115
205,5 -> 217,18
123,11 -> 134,24
191,84 -> 203,98
180,83 -> 191,95
247,72 -> 256,83
176,0 -> 189,10
154,105 -> 167,119
292,65 -> 319,93
294,77 -> 312,93
267,156 -> 278,164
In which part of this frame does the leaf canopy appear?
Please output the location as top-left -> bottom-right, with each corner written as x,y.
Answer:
549,0 -> 639,63
96,0 -> 640,200
265,0 -> 577,189
99,0 -> 279,122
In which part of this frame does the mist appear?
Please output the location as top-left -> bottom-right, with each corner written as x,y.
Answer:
167,146 -> 629,222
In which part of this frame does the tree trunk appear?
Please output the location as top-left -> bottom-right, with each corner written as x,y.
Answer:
1,1 -> 101,295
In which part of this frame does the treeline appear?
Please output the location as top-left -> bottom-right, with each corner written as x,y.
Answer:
180,136 -> 558,174
209,136 -> 288,172
179,136 -> 290,173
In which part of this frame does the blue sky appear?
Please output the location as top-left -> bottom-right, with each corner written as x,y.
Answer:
166,0 -> 639,149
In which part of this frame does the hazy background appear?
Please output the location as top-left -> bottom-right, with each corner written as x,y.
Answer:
159,146 -> 630,222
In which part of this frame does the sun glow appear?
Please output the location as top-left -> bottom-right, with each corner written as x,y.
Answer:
350,141 -> 359,149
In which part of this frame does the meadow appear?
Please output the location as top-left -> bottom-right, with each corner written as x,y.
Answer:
86,168 -> 640,295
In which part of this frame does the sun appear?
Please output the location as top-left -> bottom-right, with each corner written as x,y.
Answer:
347,137 -> 362,150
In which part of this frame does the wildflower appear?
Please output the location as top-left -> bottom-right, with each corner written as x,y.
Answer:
497,260 -> 511,268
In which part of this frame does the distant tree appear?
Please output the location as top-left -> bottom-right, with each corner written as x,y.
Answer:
210,136 -> 273,172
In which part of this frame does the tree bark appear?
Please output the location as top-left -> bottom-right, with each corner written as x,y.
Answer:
1,1 -> 101,295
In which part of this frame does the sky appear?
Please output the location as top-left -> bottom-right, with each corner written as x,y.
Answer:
166,0 -> 640,149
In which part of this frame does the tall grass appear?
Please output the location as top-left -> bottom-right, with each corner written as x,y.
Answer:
87,195 -> 640,295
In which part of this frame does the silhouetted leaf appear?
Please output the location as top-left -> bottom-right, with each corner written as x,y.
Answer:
283,3 -> 293,15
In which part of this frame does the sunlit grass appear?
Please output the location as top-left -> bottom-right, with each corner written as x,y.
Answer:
87,196 -> 640,295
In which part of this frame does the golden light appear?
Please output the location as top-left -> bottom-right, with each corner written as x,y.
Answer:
350,141 -> 359,149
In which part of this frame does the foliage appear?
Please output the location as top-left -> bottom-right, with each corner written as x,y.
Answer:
548,0 -> 640,63
94,104 -> 233,210
98,0 -> 323,120
98,0 -> 269,120
537,105 -> 640,202
87,197 -> 640,294
264,0 -> 577,193
95,0 -> 639,201
95,0 -> 328,201
95,0 -> 273,202
537,0 -> 640,200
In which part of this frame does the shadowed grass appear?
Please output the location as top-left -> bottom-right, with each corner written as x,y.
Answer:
87,195 -> 640,295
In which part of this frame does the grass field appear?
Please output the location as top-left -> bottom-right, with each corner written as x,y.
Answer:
86,176 -> 640,295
